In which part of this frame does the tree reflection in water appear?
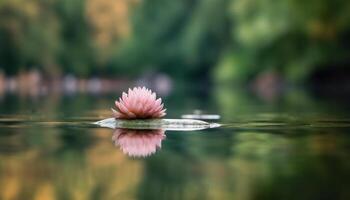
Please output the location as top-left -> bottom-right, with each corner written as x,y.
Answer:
112,129 -> 166,157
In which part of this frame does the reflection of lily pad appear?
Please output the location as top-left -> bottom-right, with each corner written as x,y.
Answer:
93,118 -> 220,131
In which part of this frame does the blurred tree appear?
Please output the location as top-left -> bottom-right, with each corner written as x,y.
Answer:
0,0 -> 61,75
55,0 -> 96,77
0,0 -> 349,83
112,0 -> 230,80
215,0 -> 350,84
0,0 -> 136,77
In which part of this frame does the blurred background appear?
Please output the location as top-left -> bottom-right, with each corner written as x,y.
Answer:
1,1 -> 350,200
0,0 -> 350,96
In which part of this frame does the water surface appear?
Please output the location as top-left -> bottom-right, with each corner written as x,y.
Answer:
0,88 -> 350,200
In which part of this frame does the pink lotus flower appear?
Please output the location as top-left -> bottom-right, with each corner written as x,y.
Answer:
112,87 -> 166,119
112,129 -> 166,157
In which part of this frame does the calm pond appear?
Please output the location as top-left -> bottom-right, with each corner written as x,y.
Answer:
0,87 -> 350,200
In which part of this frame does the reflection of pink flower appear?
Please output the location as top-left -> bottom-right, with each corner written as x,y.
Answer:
112,87 -> 166,119
112,129 -> 166,157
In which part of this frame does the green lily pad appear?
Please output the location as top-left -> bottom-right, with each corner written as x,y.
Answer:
93,118 -> 220,131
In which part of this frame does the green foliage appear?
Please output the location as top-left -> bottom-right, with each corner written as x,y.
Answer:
55,0 -> 96,77
0,0 -> 96,76
215,0 -> 350,83
0,0 -> 349,82
112,0 -> 229,79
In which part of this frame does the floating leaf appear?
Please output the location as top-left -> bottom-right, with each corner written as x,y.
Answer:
93,118 -> 220,131
181,114 -> 221,120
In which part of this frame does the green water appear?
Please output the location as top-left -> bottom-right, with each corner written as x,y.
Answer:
0,88 -> 350,200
